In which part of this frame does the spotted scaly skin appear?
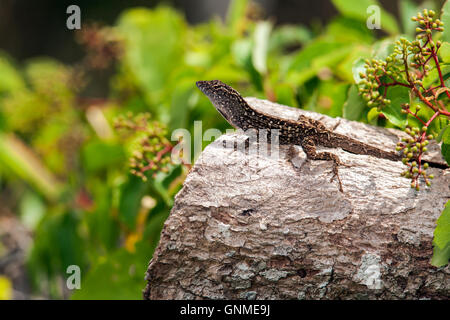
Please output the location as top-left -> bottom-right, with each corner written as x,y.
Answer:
196,80 -> 402,191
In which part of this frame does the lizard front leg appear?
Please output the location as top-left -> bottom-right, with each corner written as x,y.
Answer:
300,136 -> 344,192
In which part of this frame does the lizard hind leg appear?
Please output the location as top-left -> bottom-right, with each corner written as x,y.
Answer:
300,137 -> 344,192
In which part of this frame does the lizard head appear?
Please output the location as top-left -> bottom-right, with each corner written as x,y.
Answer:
196,80 -> 247,128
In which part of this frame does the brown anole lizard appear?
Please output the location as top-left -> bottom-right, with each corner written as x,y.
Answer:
196,80 -> 431,192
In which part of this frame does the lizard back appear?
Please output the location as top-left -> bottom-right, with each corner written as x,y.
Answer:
196,80 -> 401,161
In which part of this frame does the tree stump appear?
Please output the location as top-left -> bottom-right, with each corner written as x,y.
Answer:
144,97 -> 450,300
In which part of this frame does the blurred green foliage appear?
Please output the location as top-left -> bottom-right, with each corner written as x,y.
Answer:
0,0 -> 445,299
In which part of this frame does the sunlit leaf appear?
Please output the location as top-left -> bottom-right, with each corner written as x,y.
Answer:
269,25 -> 311,51
20,191 -> 46,231
331,0 -> 399,35
441,125 -> 450,165
117,7 -> 185,105
439,42 -> 450,63
399,0 -> 418,37
0,54 -> 24,94
82,141 -> 126,172
227,0 -> 248,35
441,0 -> 450,43
252,21 -> 272,74
431,201 -> 450,267
118,175 -> 148,230
0,133 -> 61,200
343,84 -> 366,121
70,245 -> 149,300
382,86 -> 408,128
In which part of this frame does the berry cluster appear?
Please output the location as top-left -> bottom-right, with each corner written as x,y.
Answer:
412,9 -> 444,37
114,113 -> 173,181
396,126 -> 434,190
357,9 -> 450,190
358,58 -> 392,111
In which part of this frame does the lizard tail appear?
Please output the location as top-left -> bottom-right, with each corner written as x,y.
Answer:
327,133 -> 401,162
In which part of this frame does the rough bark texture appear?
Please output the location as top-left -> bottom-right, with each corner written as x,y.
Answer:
144,97 -> 450,300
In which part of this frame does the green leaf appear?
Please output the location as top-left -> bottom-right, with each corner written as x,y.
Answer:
372,38 -> 395,59
407,103 -> 446,136
399,0 -> 418,37
231,39 -> 263,90
401,0 -> 437,37
343,85 -> 366,121
324,17 -> 374,44
20,191 -> 45,231
441,0 -> 450,43
381,86 -> 408,128
337,50 -> 370,83
0,133 -> 61,200
331,0 -> 399,35
439,42 -> 450,63
431,243 -> 450,267
286,42 -> 352,85
82,141 -> 126,172
150,167 -> 179,207
441,125 -> 450,165
118,175 -> 148,230
367,107 -> 381,124
28,210 -> 87,293
422,64 -> 450,87
0,54 -> 24,94
117,7 -> 185,105
436,124 -> 450,142
274,83 -> 297,108
288,41 -> 343,72
169,79 -> 196,131
252,21 -> 272,75
313,81 -> 349,117
431,201 -> 450,267
434,201 -> 450,249
269,25 -> 311,51
227,0 -> 248,35
86,185 -> 120,251
352,58 -> 367,84
71,245 -> 149,300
